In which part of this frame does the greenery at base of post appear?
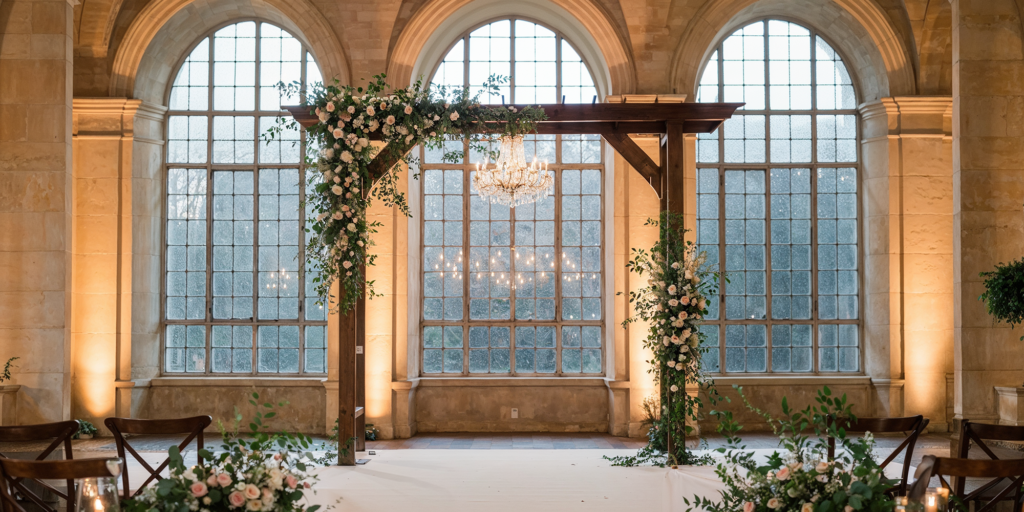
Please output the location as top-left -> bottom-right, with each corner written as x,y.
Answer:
605,211 -> 723,467
684,386 -> 895,512
979,258 -> 1024,340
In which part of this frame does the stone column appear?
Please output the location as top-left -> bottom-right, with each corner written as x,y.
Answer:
70,99 -> 165,432
0,0 -> 75,424
952,0 -> 1024,425
860,97 -> 954,429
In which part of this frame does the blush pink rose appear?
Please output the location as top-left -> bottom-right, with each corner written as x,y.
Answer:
744,502 -> 756,512
285,475 -> 298,490
190,482 -> 208,497
207,475 -> 218,487
243,484 -> 261,500
776,467 -> 791,481
228,491 -> 246,508
217,473 -> 233,487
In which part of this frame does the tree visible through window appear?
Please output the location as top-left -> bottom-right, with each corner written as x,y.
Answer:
695,19 -> 860,374
419,19 -> 605,376
163,21 -> 327,374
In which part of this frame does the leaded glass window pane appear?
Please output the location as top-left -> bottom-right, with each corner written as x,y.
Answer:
696,19 -> 860,374
163,21 -> 326,374
421,19 -> 604,376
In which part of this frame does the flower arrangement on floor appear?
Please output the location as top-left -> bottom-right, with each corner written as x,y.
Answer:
607,211 -> 723,467
684,387 -> 895,512
269,75 -> 546,313
122,393 -> 335,512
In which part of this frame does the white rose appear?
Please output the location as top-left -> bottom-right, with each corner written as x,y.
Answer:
342,261 -> 352,269
347,223 -> 356,232
331,211 -> 343,220
341,151 -> 353,163
671,262 -> 680,269
669,385 -> 678,392
325,148 -> 334,158
358,137 -> 368,147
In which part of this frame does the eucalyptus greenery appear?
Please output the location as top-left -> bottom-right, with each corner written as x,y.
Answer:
979,258 -> 1024,340
268,74 -> 546,313
0,357 -> 17,384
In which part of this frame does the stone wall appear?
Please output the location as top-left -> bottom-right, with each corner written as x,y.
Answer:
9,0 -> 1019,437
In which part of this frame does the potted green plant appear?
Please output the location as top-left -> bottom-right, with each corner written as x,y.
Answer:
74,420 -> 98,440
979,258 -> 1024,341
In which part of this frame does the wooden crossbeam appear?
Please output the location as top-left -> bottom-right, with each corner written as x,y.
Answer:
601,132 -> 662,197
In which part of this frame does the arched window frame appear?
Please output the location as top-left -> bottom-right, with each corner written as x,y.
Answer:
694,18 -> 863,375
160,19 -> 328,376
415,18 -> 608,377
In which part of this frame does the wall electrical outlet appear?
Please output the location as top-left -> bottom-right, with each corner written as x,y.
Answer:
511,408 -> 519,419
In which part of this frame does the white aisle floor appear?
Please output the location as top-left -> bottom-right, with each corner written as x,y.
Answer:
307,449 -> 668,512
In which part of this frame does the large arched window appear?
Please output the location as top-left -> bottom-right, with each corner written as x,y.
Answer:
696,19 -> 860,374
163,21 -> 326,375
418,19 -> 605,376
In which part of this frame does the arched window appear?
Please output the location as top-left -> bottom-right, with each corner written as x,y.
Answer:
418,19 -> 605,376
696,19 -> 860,374
163,21 -> 326,374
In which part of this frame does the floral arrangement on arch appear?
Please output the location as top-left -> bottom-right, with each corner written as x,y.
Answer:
269,75 -> 546,313
608,211 -> 723,466
122,393 -> 333,512
685,387 -> 895,512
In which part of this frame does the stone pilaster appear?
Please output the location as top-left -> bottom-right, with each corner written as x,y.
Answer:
0,0 -> 75,424
951,0 -> 1024,425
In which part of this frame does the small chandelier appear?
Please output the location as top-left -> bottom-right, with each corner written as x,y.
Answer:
473,135 -> 553,208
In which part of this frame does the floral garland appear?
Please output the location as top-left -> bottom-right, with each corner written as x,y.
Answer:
608,211 -> 722,466
271,75 -> 545,313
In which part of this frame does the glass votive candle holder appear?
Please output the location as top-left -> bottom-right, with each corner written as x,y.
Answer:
74,459 -> 122,512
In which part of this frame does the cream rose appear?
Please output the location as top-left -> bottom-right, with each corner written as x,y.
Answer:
669,384 -> 679,392
347,106 -> 356,114
668,284 -> 677,295
815,462 -> 829,473
331,185 -> 343,195
325,102 -> 335,112
450,112 -> 460,121
246,500 -> 262,511
404,105 -> 413,115
386,115 -> 396,125
366,106 -> 375,116
802,503 -> 814,512
767,499 -> 781,509
341,151 -> 353,163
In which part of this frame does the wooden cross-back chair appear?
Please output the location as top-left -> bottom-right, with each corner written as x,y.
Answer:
0,458 -> 121,512
948,420 -> 1024,511
826,415 -> 929,496
0,421 -> 79,512
909,455 -> 1024,512
104,416 -> 212,499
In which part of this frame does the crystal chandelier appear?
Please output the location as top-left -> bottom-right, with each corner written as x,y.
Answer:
473,135 -> 553,207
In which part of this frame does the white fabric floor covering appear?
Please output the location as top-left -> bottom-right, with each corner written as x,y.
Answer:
307,450 -> 667,512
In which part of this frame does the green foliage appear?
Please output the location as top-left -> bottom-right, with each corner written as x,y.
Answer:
266,74 -> 546,314
605,211 -> 724,466
684,386 -> 895,512
364,423 -> 380,441
979,258 -> 1024,340
73,419 -> 98,439
122,391 -> 336,512
0,357 -> 18,384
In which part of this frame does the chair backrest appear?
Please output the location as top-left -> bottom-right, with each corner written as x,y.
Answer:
952,421 -> 1024,503
0,421 -> 80,512
910,455 -> 1024,512
826,415 -> 928,496
0,458 -> 121,512
103,416 -> 212,499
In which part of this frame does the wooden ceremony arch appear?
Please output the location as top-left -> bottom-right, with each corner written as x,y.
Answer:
286,101 -> 741,465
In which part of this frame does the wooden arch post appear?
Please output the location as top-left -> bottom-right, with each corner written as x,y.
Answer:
286,102 -> 740,466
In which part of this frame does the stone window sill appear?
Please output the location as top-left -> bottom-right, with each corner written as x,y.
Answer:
139,377 -> 328,388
